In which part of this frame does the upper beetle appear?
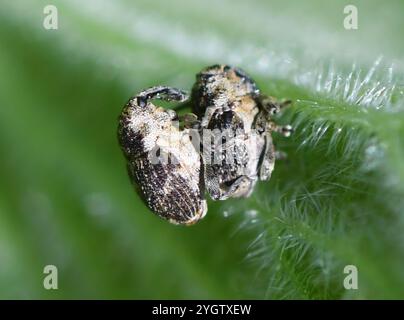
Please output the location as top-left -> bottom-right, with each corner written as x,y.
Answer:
191,64 -> 292,200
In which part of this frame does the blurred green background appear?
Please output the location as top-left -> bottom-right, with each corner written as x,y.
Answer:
0,0 -> 403,299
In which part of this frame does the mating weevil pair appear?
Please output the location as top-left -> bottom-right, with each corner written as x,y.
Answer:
118,65 -> 292,225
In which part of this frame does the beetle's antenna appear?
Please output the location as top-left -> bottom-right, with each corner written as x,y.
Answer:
136,86 -> 189,108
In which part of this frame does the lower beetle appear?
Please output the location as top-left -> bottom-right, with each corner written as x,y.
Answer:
118,86 -> 207,225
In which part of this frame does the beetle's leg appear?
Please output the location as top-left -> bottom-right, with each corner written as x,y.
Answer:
207,174 -> 255,200
258,118 -> 291,179
227,176 -> 256,198
259,131 -> 276,180
256,97 -> 293,135
221,176 -> 255,199
135,86 -> 189,108
269,122 -> 293,137
259,95 -> 291,116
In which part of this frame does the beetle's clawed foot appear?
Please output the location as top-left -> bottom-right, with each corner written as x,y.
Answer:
259,95 -> 292,116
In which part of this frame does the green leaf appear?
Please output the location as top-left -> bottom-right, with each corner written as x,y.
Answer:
0,0 -> 403,299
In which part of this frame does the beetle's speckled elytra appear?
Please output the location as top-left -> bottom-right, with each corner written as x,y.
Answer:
118,86 -> 207,225
118,65 -> 292,225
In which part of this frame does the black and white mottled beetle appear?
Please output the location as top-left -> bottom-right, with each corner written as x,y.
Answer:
118,86 -> 207,225
191,64 -> 292,201
118,65 -> 291,225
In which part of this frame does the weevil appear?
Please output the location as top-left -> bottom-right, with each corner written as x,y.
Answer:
118,86 -> 207,225
118,66 -> 292,225
191,64 -> 292,200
